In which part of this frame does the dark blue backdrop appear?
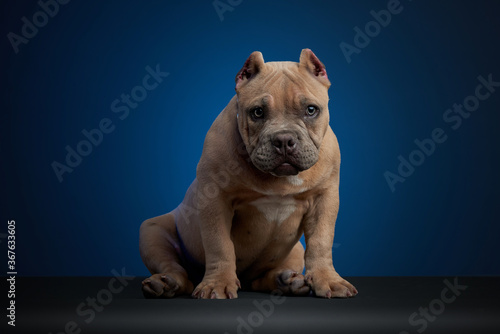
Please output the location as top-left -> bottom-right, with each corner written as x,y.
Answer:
2,0 -> 499,277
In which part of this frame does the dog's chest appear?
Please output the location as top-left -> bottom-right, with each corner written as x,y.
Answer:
250,195 -> 297,225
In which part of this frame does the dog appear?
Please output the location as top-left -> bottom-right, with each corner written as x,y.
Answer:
139,49 -> 357,299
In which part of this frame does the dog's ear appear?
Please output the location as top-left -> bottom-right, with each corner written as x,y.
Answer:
235,51 -> 265,91
299,49 -> 330,87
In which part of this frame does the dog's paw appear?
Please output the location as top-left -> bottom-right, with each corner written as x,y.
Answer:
192,275 -> 240,299
276,270 -> 310,296
142,274 -> 184,298
305,269 -> 358,298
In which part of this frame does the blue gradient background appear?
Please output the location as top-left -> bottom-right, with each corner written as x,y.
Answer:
2,0 -> 499,276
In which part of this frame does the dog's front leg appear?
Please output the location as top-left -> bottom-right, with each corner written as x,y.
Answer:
303,175 -> 358,298
191,197 -> 240,299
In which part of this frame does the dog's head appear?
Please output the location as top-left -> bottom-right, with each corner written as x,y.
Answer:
235,49 -> 331,176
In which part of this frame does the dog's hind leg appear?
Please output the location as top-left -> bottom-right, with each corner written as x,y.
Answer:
250,241 -> 310,296
139,213 -> 193,298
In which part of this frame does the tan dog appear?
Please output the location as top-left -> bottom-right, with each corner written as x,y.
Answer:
139,49 -> 358,299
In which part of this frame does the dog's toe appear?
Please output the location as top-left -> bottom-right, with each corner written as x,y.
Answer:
142,279 -> 162,298
277,270 -> 310,296
142,274 -> 181,298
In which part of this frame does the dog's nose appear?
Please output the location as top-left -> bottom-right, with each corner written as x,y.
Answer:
272,133 -> 297,155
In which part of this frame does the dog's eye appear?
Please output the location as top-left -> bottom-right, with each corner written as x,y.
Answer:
252,107 -> 264,119
306,105 -> 318,117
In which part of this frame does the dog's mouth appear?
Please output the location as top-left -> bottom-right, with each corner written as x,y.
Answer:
250,142 -> 318,177
271,162 -> 300,176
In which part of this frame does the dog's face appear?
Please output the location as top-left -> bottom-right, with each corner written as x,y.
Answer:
235,49 -> 331,176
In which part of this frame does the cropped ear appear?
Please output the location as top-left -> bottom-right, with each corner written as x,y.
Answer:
299,49 -> 330,87
235,51 -> 265,91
